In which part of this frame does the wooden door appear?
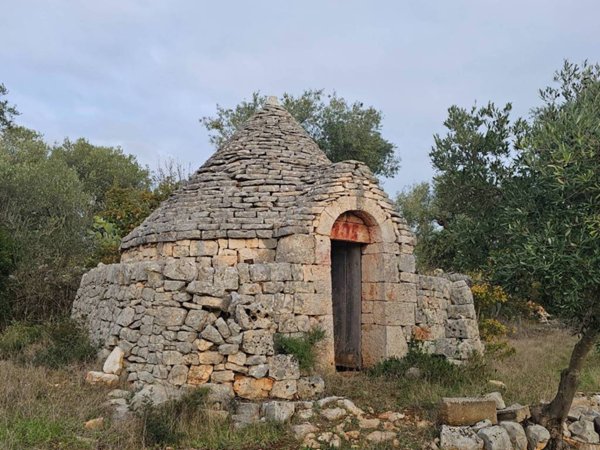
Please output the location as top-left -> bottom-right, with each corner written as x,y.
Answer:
331,240 -> 362,369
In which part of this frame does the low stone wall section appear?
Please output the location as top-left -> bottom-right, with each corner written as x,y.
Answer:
415,275 -> 483,362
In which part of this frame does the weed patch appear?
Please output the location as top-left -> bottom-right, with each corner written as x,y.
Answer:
139,388 -> 208,446
274,327 -> 325,371
0,318 -> 96,368
368,341 -> 489,388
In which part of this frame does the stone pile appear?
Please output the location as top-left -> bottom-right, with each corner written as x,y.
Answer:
101,385 -> 417,449
439,392 -> 600,450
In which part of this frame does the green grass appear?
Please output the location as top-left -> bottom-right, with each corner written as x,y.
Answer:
0,417 -> 85,449
274,327 -> 326,371
0,318 -> 97,368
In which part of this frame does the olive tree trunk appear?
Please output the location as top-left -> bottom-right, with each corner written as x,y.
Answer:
534,327 -> 598,450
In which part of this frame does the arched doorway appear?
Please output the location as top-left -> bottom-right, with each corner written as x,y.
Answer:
330,212 -> 372,370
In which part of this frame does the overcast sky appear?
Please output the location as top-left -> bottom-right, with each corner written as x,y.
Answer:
2,1 -> 599,196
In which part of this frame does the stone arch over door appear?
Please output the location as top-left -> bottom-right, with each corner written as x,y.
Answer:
313,196 -> 407,369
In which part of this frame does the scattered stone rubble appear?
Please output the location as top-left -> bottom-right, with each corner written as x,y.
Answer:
439,392 -> 600,450
99,384 -> 419,449
73,98 -> 483,404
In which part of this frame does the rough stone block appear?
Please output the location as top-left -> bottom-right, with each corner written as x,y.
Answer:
445,319 -> 480,339
184,309 -> 210,330
496,404 -> 530,423
242,330 -> 274,355
451,281 -> 474,305
190,240 -> 218,256
373,302 -> 415,326
276,234 -> 315,264
156,307 -> 187,327
85,371 -> 119,387
103,346 -> 124,375
163,258 -> 197,282
193,296 -> 230,311
168,365 -> 189,385
440,425 -> 484,450
440,397 -> 498,426
233,375 -> 274,400
297,376 -> 325,399
270,379 -> 297,400
261,401 -> 295,422
477,426 -> 512,450
361,324 -> 386,367
398,254 -> 416,273
293,293 -> 330,316
269,354 -> 300,380
162,351 -> 184,365
384,326 -> 408,359
525,424 -> 550,450
187,365 -> 213,385
198,351 -> 224,365
116,307 -> 135,327
500,421 -> 527,450
211,370 -> 235,383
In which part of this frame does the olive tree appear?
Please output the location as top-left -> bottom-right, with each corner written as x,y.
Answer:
494,61 -> 600,448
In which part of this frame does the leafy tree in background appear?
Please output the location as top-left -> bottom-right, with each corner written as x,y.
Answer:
51,138 -> 150,208
0,83 -> 19,131
0,126 -> 92,323
401,102 -> 526,272
0,86 -> 189,324
201,90 -> 400,177
395,182 -> 438,271
493,61 -> 600,448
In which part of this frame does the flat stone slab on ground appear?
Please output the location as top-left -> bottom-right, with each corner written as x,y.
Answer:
85,371 -> 119,387
496,403 -> 531,422
440,397 -> 498,426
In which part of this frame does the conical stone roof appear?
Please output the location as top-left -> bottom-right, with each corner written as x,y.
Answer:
120,100 -> 333,250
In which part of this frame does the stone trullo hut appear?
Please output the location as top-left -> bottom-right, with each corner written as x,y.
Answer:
72,97 -> 482,401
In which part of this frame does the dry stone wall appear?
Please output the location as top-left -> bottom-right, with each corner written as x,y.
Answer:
415,276 -> 483,363
74,233 -> 482,398
74,236 -> 333,400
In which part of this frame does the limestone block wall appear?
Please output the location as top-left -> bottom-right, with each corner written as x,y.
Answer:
73,225 -> 482,397
414,276 -> 484,362
73,236 -> 334,400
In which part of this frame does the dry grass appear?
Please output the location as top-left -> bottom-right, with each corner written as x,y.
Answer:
0,360 -> 141,449
0,360 -> 294,449
0,323 -> 598,449
489,323 -> 600,405
325,323 -> 600,424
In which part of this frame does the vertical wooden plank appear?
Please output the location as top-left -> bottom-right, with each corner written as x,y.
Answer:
348,244 -> 362,368
331,241 -> 345,366
331,240 -> 362,370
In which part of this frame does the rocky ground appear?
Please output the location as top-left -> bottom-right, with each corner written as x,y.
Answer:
438,391 -> 600,450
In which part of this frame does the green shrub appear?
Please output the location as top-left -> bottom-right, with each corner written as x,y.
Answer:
368,341 -> 488,388
32,319 -> 97,368
0,318 -> 96,368
0,322 -> 43,359
140,388 -> 208,446
274,327 -> 325,371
